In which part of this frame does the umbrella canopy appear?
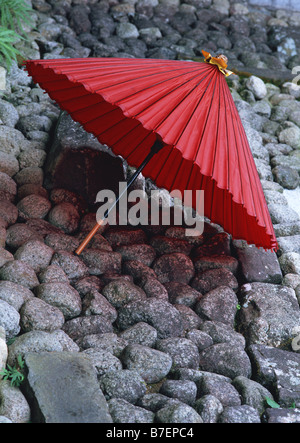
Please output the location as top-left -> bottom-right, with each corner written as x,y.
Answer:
25,56 -> 278,252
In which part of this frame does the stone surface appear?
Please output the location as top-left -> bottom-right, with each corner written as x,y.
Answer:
22,352 -> 112,423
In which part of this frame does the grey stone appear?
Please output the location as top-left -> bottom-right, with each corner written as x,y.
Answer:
185,329 -> 213,352
156,337 -> 200,369
137,393 -> 170,413
155,402 -> 203,423
233,240 -> 282,284
0,151 -> 19,177
278,126 -> 300,149
23,352 -> 112,423
6,223 -> 43,251
152,253 -> 195,284
122,259 -> 157,284
164,281 -> 201,307
48,203 -> 80,234
108,398 -> 154,423
0,171 -> 17,200
195,286 -> 238,327
175,304 -> 203,331
150,235 -> 192,256
117,298 -> 183,339
50,250 -> 89,282
279,252 -> 300,274
200,321 -> 246,349
268,203 -> 300,224
7,330 -> 79,367
116,23 -> 139,39
62,316 -> 113,342
121,344 -> 173,383
0,248 -> 13,268
199,343 -> 252,379
80,249 -> 122,276
0,125 -> 30,157
199,369 -> 240,406
102,279 -> 146,309
277,235 -> 300,256
248,344 -> 300,408
265,408 -> 300,424
100,369 -> 146,404
232,376 -> 274,416
140,276 -> 169,300
17,195 -> 51,221
0,299 -> 20,339
119,322 -> 158,347
219,405 -> 261,423
194,395 -> 223,423
115,243 -> 156,266
191,268 -> 238,294
160,379 -> 197,406
0,260 -> 39,290
20,298 -> 65,333
238,282 -> 300,348
194,255 -> 239,275
82,290 -> 117,322
35,282 -> 82,320
14,240 -> 54,273
82,348 -> 122,377
0,380 -> 31,424
0,201 -> 18,226
0,281 -> 33,312
14,166 -> 44,187
78,333 -> 127,358
245,76 -> 267,99
272,165 -> 300,190
38,264 -> 69,284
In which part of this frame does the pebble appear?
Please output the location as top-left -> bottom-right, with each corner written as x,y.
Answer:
35,282 -> 82,320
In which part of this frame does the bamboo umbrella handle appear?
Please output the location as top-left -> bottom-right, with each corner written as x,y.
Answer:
75,221 -> 103,255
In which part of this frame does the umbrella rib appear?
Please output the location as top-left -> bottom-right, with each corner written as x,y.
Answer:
147,68 -> 217,133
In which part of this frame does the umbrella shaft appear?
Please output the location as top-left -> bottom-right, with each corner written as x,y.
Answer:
75,139 -> 164,255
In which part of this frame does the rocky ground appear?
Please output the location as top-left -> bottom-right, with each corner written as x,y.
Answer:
0,0 -> 300,424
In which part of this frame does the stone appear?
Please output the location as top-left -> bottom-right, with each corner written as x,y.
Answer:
80,249 -> 122,276
117,298 -> 183,339
160,379 -> 197,406
100,369 -> 146,404
0,248 -> 13,268
152,253 -> 195,284
48,203 -> 80,234
38,264 -> 69,284
82,348 -> 122,378
121,344 -> 173,383
277,235 -> 300,256
194,255 -> 239,275
164,281 -> 201,307
119,322 -> 158,347
278,126 -> 300,149
0,260 -> 39,290
78,333 -> 127,357
0,125 -> 30,157
272,165 -> 300,190
219,405 -> 261,423
268,204 -> 300,225
233,240 -> 282,284
191,268 -> 238,294
108,398 -> 154,423
200,321 -> 246,349
0,299 -> 20,339
232,376 -> 274,416
22,352 -> 112,423
44,113 -> 125,206
194,286 -> 238,327
265,408 -> 300,424
156,337 -> 200,369
104,228 -> 147,248
150,235 -> 193,256
279,252 -> 300,274
199,343 -> 252,379
50,250 -> 89,282
245,76 -> 267,99
82,290 -> 117,322
194,395 -> 223,423
197,372 -> 241,407
17,195 -> 51,221
35,282 -> 82,320
0,151 -> 19,177
0,380 -> 31,424
140,276 -> 169,300
156,402 -> 203,423
248,344 -> 300,408
7,330 -> 79,367
238,282 -> 300,348
0,171 -> 17,200
122,260 -> 157,284
186,329 -> 213,352
0,327 -> 8,375
0,201 -> 18,226
115,244 -> 156,267
62,316 -> 113,342
20,298 -> 65,333
14,240 -> 54,273
102,279 -> 146,309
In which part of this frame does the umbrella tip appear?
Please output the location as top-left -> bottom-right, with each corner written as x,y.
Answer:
201,50 -> 234,77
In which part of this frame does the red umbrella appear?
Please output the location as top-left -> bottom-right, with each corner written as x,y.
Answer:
25,53 -> 278,253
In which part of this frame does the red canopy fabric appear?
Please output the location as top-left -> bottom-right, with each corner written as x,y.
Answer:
25,57 -> 278,251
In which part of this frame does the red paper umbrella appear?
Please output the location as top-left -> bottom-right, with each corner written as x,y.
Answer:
25,54 -> 278,253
